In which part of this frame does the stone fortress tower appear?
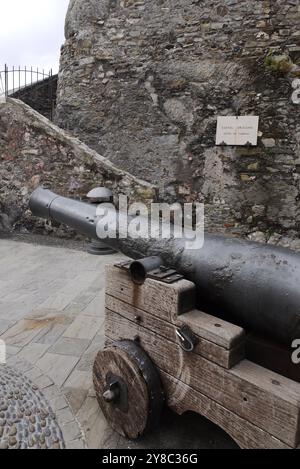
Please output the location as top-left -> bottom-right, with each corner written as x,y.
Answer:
55,0 -> 300,243
1,1 -> 299,247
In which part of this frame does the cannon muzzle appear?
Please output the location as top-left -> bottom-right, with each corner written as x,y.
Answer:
29,187 -> 300,346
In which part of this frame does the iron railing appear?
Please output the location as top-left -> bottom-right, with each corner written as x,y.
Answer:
0,64 -> 53,97
0,64 -> 57,120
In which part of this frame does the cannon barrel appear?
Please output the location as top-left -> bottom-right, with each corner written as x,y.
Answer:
29,187 -> 300,346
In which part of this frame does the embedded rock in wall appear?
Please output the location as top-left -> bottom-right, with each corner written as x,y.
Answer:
56,0 -> 300,239
65,0 -> 111,39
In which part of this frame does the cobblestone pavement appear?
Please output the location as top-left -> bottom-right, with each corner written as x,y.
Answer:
0,238 -> 237,449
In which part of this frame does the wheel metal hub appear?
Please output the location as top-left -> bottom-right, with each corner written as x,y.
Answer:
93,341 -> 165,439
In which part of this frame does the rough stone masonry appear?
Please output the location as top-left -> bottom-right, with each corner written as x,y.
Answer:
0,99 -> 156,235
55,0 -> 300,246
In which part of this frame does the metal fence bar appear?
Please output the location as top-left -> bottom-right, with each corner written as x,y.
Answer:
5,64 -> 8,98
3,64 -> 6,97
50,69 -> 54,121
0,70 -> 4,95
0,66 -> 52,95
0,64 -> 55,119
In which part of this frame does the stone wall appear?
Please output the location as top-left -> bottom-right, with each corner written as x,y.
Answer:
12,75 -> 58,120
55,0 -> 300,243
0,98 -> 156,235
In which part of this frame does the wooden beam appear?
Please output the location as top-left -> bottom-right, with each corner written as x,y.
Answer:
105,295 -> 244,369
106,265 -> 196,321
105,309 -> 300,447
178,309 -> 245,350
161,370 -> 290,449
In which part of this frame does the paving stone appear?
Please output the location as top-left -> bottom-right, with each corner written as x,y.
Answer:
42,384 -> 64,401
0,319 -> 15,335
0,303 -> 32,323
50,395 -> 69,412
88,387 -> 96,398
20,342 -> 50,365
36,353 -> 79,387
24,308 -> 61,320
80,292 -> 105,318
48,337 -> 90,357
63,315 -> 104,341
7,356 -> 33,373
6,345 -> 21,357
64,370 -> 93,390
33,316 -> 73,345
0,320 -> 45,347
24,366 -> 44,381
66,438 -> 86,449
1,290 -> 49,313
64,292 -> 98,314
85,408 -> 112,449
21,277 -> 67,295
76,335 -> 105,372
59,272 -> 101,297
56,407 -> 76,426
63,388 -> 88,415
76,396 -> 108,449
39,294 -> 76,311
62,302 -> 87,315
33,374 -> 54,389
61,421 -> 82,442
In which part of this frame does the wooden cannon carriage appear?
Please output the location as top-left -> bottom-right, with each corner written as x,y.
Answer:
28,188 -> 300,448
93,262 -> 300,450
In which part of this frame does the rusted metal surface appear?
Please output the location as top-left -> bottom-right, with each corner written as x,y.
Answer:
87,239 -> 116,256
176,325 -> 199,353
116,260 -> 183,284
29,187 -> 300,346
130,256 -> 163,285
246,334 -> 300,383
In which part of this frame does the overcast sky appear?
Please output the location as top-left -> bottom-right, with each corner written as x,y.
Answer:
0,0 -> 70,75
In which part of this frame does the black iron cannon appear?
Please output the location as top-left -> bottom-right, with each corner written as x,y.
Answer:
29,187 -> 300,347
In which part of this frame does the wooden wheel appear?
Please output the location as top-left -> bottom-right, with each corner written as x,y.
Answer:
93,340 -> 165,440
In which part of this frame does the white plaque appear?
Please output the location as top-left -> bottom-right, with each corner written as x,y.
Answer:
216,116 -> 259,146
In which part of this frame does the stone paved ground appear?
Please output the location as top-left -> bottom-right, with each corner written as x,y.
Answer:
0,237 -> 237,449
